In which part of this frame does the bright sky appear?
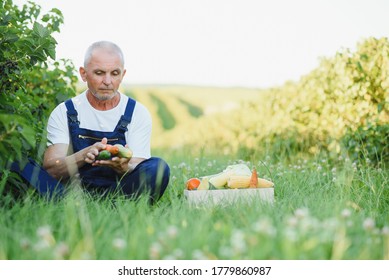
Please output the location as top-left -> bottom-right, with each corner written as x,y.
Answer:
13,0 -> 389,88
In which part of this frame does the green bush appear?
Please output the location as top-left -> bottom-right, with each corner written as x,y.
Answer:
154,37 -> 389,164
0,0 -> 77,169
273,37 -> 389,162
342,123 -> 388,164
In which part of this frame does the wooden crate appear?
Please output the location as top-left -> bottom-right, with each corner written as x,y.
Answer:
184,187 -> 274,206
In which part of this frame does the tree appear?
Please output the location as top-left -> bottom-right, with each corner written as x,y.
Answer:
0,0 -> 77,170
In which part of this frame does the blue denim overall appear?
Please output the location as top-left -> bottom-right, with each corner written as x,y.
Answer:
65,97 -> 170,201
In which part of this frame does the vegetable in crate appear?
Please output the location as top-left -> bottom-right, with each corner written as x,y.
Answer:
197,177 -> 210,190
204,163 -> 274,189
249,167 -> 258,188
208,163 -> 251,188
227,175 -> 251,189
186,178 -> 201,190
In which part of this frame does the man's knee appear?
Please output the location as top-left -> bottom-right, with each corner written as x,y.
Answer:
121,157 -> 170,200
147,157 -> 170,192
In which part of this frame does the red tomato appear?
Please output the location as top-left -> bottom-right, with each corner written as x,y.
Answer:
186,178 -> 201,190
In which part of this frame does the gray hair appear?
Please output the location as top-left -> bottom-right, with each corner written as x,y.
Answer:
83,41 -> 125,67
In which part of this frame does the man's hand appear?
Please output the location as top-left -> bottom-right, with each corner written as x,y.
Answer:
86,139 -> 146,175
93,156 -> 131,175
84,137 -> 108,164
43,138 -> 108,180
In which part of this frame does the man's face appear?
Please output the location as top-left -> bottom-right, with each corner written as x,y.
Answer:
80,48 -> 126,101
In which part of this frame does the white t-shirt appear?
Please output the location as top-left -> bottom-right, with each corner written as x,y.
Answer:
47,91 -> 152,159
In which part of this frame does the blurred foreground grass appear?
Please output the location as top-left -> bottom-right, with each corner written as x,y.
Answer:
1,152 -> 387,260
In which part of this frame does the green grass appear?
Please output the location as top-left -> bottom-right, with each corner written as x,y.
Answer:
1,153 -> 387,260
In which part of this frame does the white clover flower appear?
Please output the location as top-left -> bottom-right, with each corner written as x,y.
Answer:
54,242 -> 70,259
341,209 -> 352,219
294,208 -> 309,219
252,218 -> 276,236
381,226 -> 389,236
80,252 -> 92,260
112,238 -> 126,250
33,240 -> 51,251
36,225 -> 55,246
231,229 -> 247,253
172,248 -> 184,259
287,216 -> 298,227
219,246 -> 233,258
162,254 -> 176,260
363,218 -> 375,231
36,225 -> 52,239
166,225 -> 179,239
321,218 -> 338,231
299,218 -> 318,233
20,238 -> 30,250
284,228 -> 297,242
192,249 -> 207,260
149,242 -> 162,259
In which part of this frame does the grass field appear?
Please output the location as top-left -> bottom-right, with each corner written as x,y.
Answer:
0,149 -> 387,260
1,84 -> 388,260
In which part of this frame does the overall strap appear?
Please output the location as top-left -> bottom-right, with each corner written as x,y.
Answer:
65,99 -> 80,127
116,97 -> 136,133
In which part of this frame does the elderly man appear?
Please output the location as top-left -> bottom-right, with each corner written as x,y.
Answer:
43,41 -> 170,202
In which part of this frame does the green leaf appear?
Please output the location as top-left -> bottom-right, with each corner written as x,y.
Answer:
356,61 -> 363,72
0,13 -> 12,26
377,103 -> 383,113
19,122 -> 36,147
33,22 -> 50,38
2,33 -> 19,44
46,46 -> 56,60
50,8 -> 63,16
360,54 -> 368,61
41,14 -> 50,23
